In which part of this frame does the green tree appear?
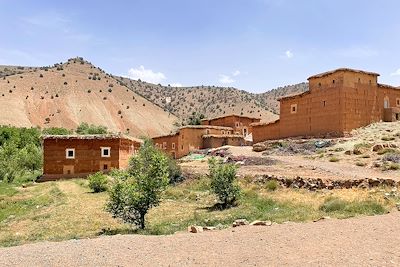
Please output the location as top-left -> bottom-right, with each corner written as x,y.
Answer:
42,127 -> 72,135
187,112 -> 205,125
106,139 -> 169,229
76,122 -> 108,135
208,157 -> 241,208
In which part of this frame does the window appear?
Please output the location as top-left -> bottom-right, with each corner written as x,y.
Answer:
318,82 -> 321,87
206,129 -> 210,134
103,164 -> 108,170
358,78 -> 361,83
172,143 -> 176,150
323,100 -> 326,107
181,145 -> 184,150
235,122 -> 239,128
163,142 -> 167,149
66,148 -> 75,159
221,130 -> 225,135
101,147 -> 111,158
243,128 -> 248,136
332,79 -> 335,84
290,104 -> 297,114
397,98 -> 400,107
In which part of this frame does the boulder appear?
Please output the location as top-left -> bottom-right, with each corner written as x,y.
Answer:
253,143 -> 267,152
250,220 -> 272,226
188,225 -> 203,233
372,144 -> 384,152
233,219 -> 249,227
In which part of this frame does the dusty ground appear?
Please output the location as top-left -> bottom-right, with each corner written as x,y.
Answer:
182,122 -> 400,181
1,211 -> 399,266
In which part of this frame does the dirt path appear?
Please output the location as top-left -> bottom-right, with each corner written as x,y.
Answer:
1,212 -> 400,266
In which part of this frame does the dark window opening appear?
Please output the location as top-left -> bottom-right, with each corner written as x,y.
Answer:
103,149 -> 109,156
68,150 -> 74,157
67,170 -> 71,174
323,101 -> 326,107
103,164 -> 108,170
332,80 -> 335,84
318,83 -> 321,87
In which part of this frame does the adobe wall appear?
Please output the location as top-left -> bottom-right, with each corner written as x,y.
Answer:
43,138 -> 121,179
153,134 -> 180,158
118,139 -> 141,169
201,115 -> 260,135
202,136 -> 245,148
251,121 -> 281,144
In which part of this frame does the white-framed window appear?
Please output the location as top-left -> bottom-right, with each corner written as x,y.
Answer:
221,130 -> 225,134
163,142 -> 167,149
101,147 -> 111,158
235,122 -> 239,128
172,143 -> 176,150
66,148 -> 75,159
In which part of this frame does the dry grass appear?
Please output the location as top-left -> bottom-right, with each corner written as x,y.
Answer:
1,177 -> 398,246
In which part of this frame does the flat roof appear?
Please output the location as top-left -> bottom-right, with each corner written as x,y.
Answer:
42,134 -> 143,143
180,125 -> 233,130
201,114 -> 262,122
378,83 -> 400,90
277,91 -> 310,101
250,119 -> 280,127
202,134 -> 244,138
308,68 -> 380,80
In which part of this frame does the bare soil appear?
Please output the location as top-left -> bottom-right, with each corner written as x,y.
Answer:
1,211 -> 399,266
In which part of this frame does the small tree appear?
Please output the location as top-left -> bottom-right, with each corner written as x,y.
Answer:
88,172 -> 108,193
208,157 -> 240,208
106,140 -> 169,229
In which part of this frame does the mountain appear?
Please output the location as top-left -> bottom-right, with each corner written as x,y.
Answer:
0,58 -> 177,137
115,77 -> 309,124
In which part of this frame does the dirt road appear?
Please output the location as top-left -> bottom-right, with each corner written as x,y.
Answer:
1,212 -> 399,266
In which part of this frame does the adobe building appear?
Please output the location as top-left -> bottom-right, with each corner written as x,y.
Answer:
251,68 -> 400,143
153,125 -> 246,159
41,134 -> 142,181
201,114 -> 261,136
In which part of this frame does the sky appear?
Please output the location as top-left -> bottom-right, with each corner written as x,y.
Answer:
1,0 -> 400,93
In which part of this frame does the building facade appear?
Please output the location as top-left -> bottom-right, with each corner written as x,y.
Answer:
251,68 -> 400,143
153,125 -> 242,159
201,114 -> 261,136
41,134 -> 142,181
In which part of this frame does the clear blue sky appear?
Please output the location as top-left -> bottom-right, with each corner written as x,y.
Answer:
1,0 -> 400,92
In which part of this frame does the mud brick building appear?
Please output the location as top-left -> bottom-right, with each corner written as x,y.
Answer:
251,68 -> 400,143
153,123 -> 250,159
41,134 -> 142,181
201,114 -> 261,136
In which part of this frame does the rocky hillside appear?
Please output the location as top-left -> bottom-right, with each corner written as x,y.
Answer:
115,77 -> 308,124
0,58 -> 177,137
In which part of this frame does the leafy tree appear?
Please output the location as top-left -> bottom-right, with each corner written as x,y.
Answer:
106,139 -> 169,229
42,127 -> 72,135
208,157 -> 241,208
76,122 -> 108,135
187,112 -> 205,125
88,172 -> 108,193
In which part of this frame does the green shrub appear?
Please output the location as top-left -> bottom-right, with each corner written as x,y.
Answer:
264,180 -> 279,191
76,122 -> 108,135
88,172 -> 108,193
106,139 -> 169,229
208,157 -> 241,208
329,156 -> 340,162
320,197 -> 347,212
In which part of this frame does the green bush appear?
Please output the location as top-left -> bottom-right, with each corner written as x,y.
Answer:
106,139 -> 169,229
76,122 -> 108,135
0,126 -> 42,182
264,180 -> 279,191
88,172 -> 108,193
208,157 -> 241,208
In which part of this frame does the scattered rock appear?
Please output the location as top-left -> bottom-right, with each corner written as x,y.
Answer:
344,150 -> 352,155
188,225 -> 203,233
396,203 -> 400,211
250,220 -> 272,226
233,219 -> 249,227
203,226 -> 216,231
253,143 -> 267,152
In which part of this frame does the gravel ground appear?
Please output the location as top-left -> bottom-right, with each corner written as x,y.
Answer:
1,212 -> 400,267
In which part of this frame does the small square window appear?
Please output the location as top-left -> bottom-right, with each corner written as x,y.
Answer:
332,80 -> 335,84
66,148 -> 75,159
163,142 -> 167,149
221,130 -> 225,134
290,104 -> 297,114
101,147 -> 111,158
